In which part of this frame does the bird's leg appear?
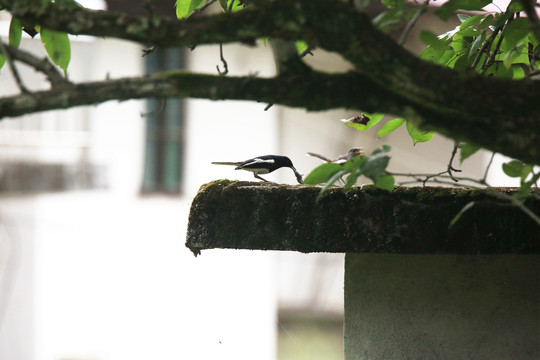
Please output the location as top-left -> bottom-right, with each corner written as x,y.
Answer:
254,173 -> 274,183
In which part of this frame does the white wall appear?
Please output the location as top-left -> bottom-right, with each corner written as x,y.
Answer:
0,32 -> 280,360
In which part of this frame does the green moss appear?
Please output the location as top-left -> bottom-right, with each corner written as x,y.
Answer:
186,182 -> 540,255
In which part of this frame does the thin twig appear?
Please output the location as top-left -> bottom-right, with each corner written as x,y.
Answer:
481,18 -> 509,73
447,141 -> 462,181
299,46 -> 314,57
398,0 -> 430,46
0,38 -> 29,93
481,152 -> 495,184
4,43 -> 68,87
216,43 -> 229,75
391,164 -> 540,226
389,172 -> 492,187
421,170 -> 447,186
471,24 -> 499,70
142,46 -> 156,57
402,142 -> 461,185
471,10 -> 514,71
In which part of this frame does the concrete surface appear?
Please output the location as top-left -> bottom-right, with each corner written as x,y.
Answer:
344,253 -> 540,360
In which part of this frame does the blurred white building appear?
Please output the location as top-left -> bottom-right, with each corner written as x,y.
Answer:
0,2 -> 513,360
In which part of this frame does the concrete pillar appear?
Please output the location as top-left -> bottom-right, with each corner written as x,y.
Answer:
344,253 -> 540,360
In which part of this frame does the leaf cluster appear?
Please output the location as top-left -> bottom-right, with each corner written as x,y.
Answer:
419,3 -> 538,78
502,159 -> 540,198
1,3 -> 72,76
304,145 -> 395,198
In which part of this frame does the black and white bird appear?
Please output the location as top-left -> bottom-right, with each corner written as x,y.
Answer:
307,147 -> 364,164
212,155 -> 303,184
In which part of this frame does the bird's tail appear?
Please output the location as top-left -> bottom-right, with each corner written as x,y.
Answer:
306,152 -> 332,162
211,161 -> 241,166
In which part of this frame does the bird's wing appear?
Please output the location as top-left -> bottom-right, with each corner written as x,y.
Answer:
241,157 -> 275,167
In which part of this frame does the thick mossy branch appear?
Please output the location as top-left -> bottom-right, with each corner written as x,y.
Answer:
0,70 -> 406,117
2,0 -> 540,163
186,180 -> 540,256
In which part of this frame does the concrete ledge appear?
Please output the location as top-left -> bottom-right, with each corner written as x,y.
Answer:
344,253 -> 540,360
185,180 -> 540,255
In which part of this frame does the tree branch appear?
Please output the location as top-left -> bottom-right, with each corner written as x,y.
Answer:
0,39 -> 29,93
1,0 -> 540,164
0,69 -> 408,119
3,43 -> 68,87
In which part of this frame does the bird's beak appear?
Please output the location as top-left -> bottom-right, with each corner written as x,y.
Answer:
292,167 -> 304,184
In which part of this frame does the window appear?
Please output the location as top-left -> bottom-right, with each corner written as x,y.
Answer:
142,47 -> 185,194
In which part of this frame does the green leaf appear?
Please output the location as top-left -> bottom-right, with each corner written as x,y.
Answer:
508,1 -> 523,13
515,171 -> 540,200
420,31 -> 445,49
406,121 -> 434,145
468,32 -> 484,59
373,8 -> 407,32
438,50 -> 460,68
296,41 -> 308,54
303,162 -> 343,185
460,143 -> 480,163
176,0 -> 205,19
360,145 -> 391,180
502,160 -> 524,178
40,28 -> 71,74
226,0 -> 245,12
512,64 -> 525,79
342,113 -> 384,131
451,33 -> 465,52
419,31 -> 453,64
436,0 -> 491,21
9,17 -> 22,48
503,43 -> 527,69
460,14 -> 485,30
452,53 -> 472,71
378,118 -> 405,138
374,175 -> 395,192
218,0 -> 227,10
501,18 -> 530,52
344,170 -> 360,190
477,15 -> 494,30
529,32 -> 539,47
484,61 -> 513,77
449,201 -> 475,228
0,54 -> 5,70
342,155 -> 367,172
318,169 -> 347,199
457,26 -> 479,37
457,14 -> 470,23
439,26 -> 461,40
522,171 -> 540,189
420,45 -> 454,64
520,164 -> 534,182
